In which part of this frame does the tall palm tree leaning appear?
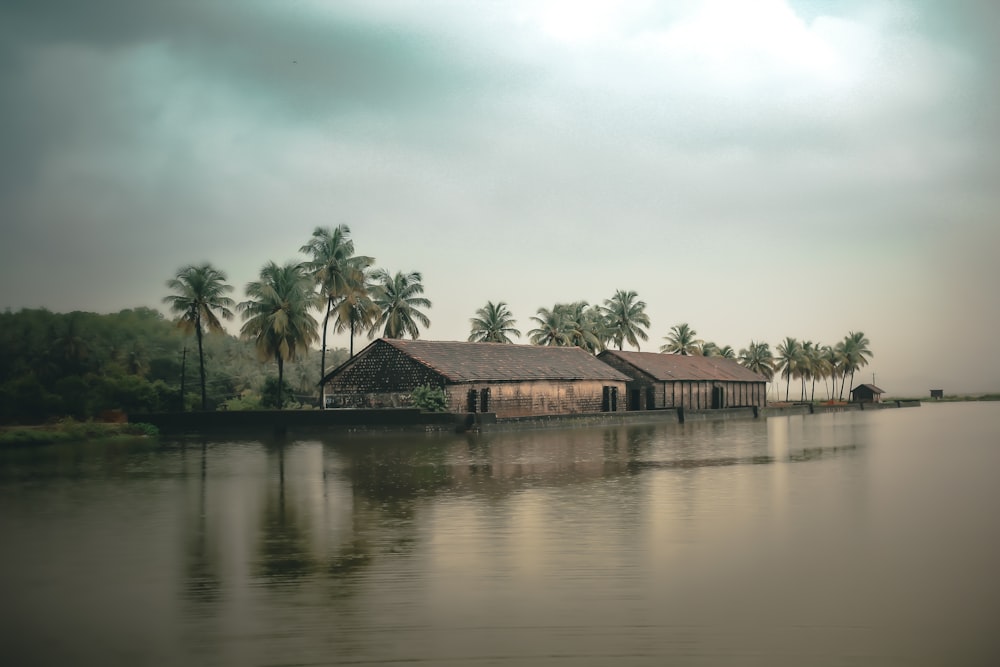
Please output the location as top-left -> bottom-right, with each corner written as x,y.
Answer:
468,301 -> 521,343
599,290 -> 651,351
300,225 -> 374,391
238,261 -> 320,409
163,263 -> 235,411
775,336 -> 803,402
840,331 -> 874,399
369,269 -> 432,339
660,323 -> 703,355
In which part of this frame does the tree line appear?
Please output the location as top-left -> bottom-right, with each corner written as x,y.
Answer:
1,224 -> 873,422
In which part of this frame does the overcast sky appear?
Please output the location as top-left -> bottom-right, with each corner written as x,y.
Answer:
2,0 -> 997,395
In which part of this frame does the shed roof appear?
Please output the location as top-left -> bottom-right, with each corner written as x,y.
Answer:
598,350 -> 766,382
333,339 -> 632,383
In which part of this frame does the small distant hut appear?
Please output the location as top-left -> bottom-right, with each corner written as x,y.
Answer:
850,383 -> 884,404
596,350 -> 768,410
930,389 -> 944,400
321,339 -> 631,418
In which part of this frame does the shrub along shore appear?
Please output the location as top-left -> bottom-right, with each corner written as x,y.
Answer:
0,420 -> 159,448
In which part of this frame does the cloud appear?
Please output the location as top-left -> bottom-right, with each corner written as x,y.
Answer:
0,0 -> 997,393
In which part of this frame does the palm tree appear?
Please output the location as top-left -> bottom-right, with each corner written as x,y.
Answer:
527,306 -> 574,346
738,340 -> 775,380
331,268 -> 380,357
775,337 -> 803,402
841,331 -> 874,399
562,301 -> 605,353
800,340 -> 820,402
163,263 -> 235,410
823,344 -> 840,399
599,290 -> 651,351
369,269 -> 432,339
238,261 -> 320,409
700,342 -> 734,358
469,301 -> 521,343
300,225 -> 374,389
660,323 -> 703,355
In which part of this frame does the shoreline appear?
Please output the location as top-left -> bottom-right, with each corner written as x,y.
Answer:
14,395 -> 1000,446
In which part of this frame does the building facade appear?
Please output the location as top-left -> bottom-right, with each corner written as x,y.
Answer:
322,339 -> 631,418
596,350 -> 768,410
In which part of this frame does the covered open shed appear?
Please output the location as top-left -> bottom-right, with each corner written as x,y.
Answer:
321,339 -> 631,418
850,383 -> 884,403
596,350 -> 768,410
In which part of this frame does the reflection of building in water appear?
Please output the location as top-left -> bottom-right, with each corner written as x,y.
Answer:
321,339 -> 630,417
598,350 -> 768,411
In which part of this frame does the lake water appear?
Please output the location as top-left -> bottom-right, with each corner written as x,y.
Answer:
1,402 -> 998,666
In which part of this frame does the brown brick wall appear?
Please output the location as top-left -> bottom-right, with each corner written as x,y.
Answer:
446,380 -> 626,418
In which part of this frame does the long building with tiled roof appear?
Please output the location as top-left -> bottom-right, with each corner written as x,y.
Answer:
322,339 -> 630,417
597,349 -> 768,410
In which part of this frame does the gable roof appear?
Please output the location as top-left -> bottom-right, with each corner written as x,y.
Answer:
328,339 -> 632,384
598,349 -> 766,382
852,383 -> 884,394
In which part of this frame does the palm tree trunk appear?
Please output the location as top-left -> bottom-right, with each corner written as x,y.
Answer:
320,297 -> 331,401
196,317 -> 207,411
277,355 -> 285,410
179,346 -> 187,411
349,318 -> 355,357
785,375 -> 790,402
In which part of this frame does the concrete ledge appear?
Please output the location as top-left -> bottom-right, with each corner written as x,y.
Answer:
130,408 -> 467,436
133,399 -> 919,437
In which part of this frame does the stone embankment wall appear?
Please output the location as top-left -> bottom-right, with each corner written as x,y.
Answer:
132,400 -> 920,437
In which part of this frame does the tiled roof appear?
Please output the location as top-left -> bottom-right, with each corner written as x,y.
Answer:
598,350 -> 766,382
382,339 -> 632,383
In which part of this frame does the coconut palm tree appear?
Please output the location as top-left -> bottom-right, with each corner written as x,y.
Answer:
527,306 -> 574,346
800,340 -> 820,402
331,268 -> 380,357
659,323 -> 703,355
775,337 -> 803,402
561,301 -> 605,353
369,269 -> 432,339
599,290 -> 651,351
738,340 -> 775,380
238,261 -> 320,409
841,331 -> 874,399
163,263 -> 235,410
823,344 -> 840,399
300,225 -> 374,390
468,301 -> 521,343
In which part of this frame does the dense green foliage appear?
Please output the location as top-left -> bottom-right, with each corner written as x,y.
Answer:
410,385 -> 448,412
0,307 -> 346,423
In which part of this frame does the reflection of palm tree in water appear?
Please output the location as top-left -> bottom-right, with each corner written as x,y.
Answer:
258,442 -> 316,582
183,441 -> 221,603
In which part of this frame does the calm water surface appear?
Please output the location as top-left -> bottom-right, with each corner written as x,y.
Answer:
2,402 -> 999,666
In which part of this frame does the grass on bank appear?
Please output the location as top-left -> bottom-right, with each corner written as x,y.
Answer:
0,420 -> 159,447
